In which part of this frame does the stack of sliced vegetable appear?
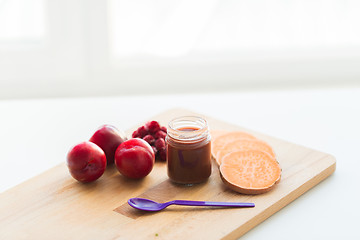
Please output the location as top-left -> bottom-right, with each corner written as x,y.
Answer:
211,131 -> 281,194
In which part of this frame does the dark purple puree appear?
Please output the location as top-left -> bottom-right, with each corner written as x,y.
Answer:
167,127 -> 211,184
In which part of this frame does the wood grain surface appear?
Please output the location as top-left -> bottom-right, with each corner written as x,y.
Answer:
0,108 -> 336,240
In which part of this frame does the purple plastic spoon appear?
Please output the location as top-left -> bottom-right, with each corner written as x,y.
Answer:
128,198 -> 255,212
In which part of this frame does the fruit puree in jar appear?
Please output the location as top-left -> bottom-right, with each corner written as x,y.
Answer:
166,117 -> 211,184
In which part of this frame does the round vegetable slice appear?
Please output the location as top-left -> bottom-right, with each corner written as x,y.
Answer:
216,139 -> 276,166
220,150 -> 281,194
211,131 -> 257,158
210,130 -> 229,141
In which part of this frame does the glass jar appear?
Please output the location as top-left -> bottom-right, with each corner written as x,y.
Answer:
166,116 -> 212,184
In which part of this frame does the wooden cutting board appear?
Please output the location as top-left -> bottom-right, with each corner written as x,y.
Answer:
0,108 -> 336,240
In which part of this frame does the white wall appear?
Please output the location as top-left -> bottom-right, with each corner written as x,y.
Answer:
0,0 -> 360,99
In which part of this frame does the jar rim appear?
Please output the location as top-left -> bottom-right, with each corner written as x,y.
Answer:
167,116 -> 209,142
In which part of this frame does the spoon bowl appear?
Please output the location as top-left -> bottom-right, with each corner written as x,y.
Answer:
128,198 -> 255,212
128,198 -> 170,211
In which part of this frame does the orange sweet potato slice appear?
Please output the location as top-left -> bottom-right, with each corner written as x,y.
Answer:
216,139 -> 276,166
210,130 -> 229,141
211,131 -> 257,158
220,150 -> 281,194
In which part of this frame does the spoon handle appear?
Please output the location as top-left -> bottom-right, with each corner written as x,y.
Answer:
172,200 -> 255,208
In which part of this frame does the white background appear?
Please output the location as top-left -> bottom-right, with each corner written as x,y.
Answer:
0,0 -> 360,99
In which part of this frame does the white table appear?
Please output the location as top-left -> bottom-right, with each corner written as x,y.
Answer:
0,87 -> 359,239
